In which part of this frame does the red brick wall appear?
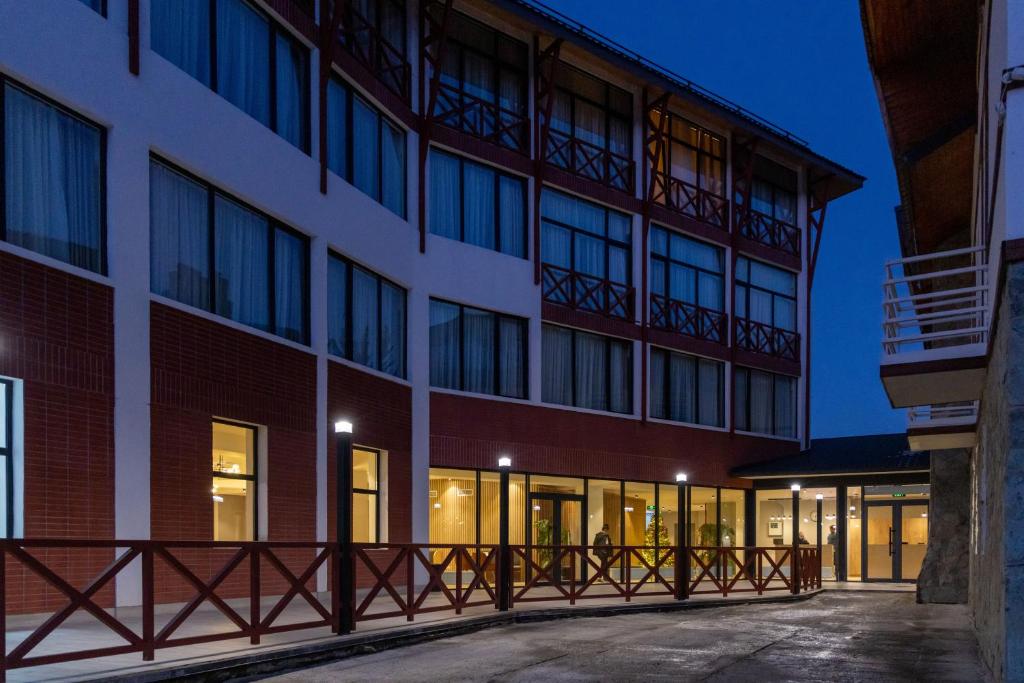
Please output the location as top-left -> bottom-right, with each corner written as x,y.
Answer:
0,251 -> 115,613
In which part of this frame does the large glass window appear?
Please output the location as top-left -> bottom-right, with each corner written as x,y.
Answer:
149,158 -> 310,343
2,80 -> 104,273
326,78 -> 406,216
353,448 -> 380,543
750,156 -> 798,224
428,149 -> 525,257
650,227 -> 724,312
735,256 -> 797,331
654,113 -> 725,197
151,0 -> 310,151
328,253 -> 406,378
429,300 -> 527,398
649,348 -> 724,427
0,378 -> 13,539
735,367 -> 797,438
212,420 -> 256,542
542,324 -> 632,414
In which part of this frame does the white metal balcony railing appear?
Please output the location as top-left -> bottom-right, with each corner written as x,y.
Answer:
882,245 -> 990,361
907,401 -> 979,431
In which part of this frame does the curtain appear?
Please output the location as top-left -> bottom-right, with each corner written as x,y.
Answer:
573,99 -> 604,148
274,228 -> 306,343
574,234 -> 604,278
274,34 -> 306,150
698,359 -> 723,427
541,189 -> 603,235
669,264 -> 696,304
750,370 -> 774,435
609,340 -> 631,414
378,0 -> 405,52
150,161 -> 209,309
541,325 -> 572,405
463,50 -> 495,103
607,212 -> 630,242
428,150 -> 459,239
499,176 -> 524,257
574,331 -> 607,411
750,289 -> 773,325
751,261 -> 796,296
352,96 -> 380,200
650,227 -> 667,256
670,141 -> 697,186
151,0 -> 211,86
775,376 -> 796,437
735,370 -> 749,431
698,272 -> 724,310
776,191 -> 797,224
214,196 -> 269,330
650,260 -> 665,297
608,246 -> 628,286
327,256 -> 347,357
352,266 -> 379,369
380,281 -> 406,378
463,162 -> 495,250
674,234 -> 722,272
751,179 -> 773,215
498,317 -> 525,398
462,308 -> 495,395
649,349 -> 665,419
429,301 -> 460,389
381,120 -> 405,216
668,353 -> 695,423
775,298 -> 797,331
216,0 -> 270,126
326,80 -> 348,178
4,85 -> 102,272
541,222 -> 571,269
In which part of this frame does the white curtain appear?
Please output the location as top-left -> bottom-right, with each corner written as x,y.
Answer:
670,264 -> 696,304
649,349 -> 665,418
326,80 -> 348,177
542,325 -> 573,405
574,331 -> 607,411
499,176 -> 524,257
608,340 -> 631,414
381,120 -> 405,216
735,370 -> 749,431
149,161 -> 209,309
463,162 -> 495,250
216,0 -> 270,126
380,281 -> 406,378
327,256 -> 347,357
274,229 -> 305,342
214,196 -> 269,330
498,317 -> 525,398
698,359 -> 723,427
668,353 -> 695,423
775,375 -> 796,438
151,0 -> 211,86
750,370 -> 774,435
352,96 -> 379,200
463,308 -> 495,395
698,272 -> 724,310
429,301 -> 460,389
428,150 -> 459,240
750,289 -> 773,325
352,266 -> 379,369
274,34 -> 306,149
4,85 -> 102,272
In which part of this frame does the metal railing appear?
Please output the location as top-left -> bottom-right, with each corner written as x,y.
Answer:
541,263 -> 634,321
907,401 -> 979,430
650,294 -> 727,344
882,245 -> 989,359
431,82 -> 529,153
544,129 -> 635,193
734,317 -> 800,361
650,172 -> 729,230
337,3 -> 410,101
734,206 -> 801,256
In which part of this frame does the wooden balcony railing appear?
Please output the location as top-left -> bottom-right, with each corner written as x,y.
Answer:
432,81 -> 529,153
650,172 -> 729,230
544,129 -> 635,193
542,263 -> 634,321
734,206 -> 801,256
337,4 -> 410,101
649,294 -> 727,344
734,317 -> 800,361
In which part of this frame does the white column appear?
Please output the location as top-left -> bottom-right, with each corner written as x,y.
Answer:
408,287 -> 431,543
310,236 -> 329,591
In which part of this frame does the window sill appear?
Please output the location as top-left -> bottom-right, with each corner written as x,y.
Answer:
429,387 -> 531,405
645,416 -> 729,433
327,354 -> 412,387
734,429 -> 801,443
537,400 -> 640,421
0,241 -> 111,287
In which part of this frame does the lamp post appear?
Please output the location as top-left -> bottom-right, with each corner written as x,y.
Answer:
334,420 -> 354,634
675,473 -> 688,601
498,456 -> 512,611
815,493 -> 824,589
791,483 -> 800,594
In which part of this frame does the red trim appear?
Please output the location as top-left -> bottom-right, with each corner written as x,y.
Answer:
734,235 -> 802,272
647,328 -> 730,362
430,125 -> 533,176
541,302 -> 641,340
648,203 -> 730,248
266,0 -> 318,42
540,165 -> 642,215
733,348 -> 802,377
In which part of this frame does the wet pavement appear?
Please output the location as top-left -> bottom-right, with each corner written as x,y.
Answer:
261,591 -> 987,682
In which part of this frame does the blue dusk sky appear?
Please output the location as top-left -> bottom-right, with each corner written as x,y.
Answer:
544,0 -> 905,438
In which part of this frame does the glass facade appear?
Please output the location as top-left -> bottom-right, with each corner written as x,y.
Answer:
541,324 -> 632,414
211,421 -> 256,542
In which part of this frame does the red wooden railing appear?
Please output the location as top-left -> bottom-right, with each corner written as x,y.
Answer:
650,294 -> 727,343
336,3 -> 410,100
542,263 -> 634,321
431,82 -> 529,153
650,172 -> 729,230
544,129 -> 634,193
734,206 -> 801,256
734,317 -> 800,361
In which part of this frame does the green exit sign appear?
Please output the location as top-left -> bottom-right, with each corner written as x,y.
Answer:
892,492 -> 906,498
646,505 -> 657,511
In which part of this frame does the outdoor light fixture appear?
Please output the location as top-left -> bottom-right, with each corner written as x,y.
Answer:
624,506 -> 634,512
815,494 -> 824,500
433,502 -> 441,509
334,420 -> 353,434
675,473 -> 687,482
791,484 -> 801,492
498,456 -> 512,468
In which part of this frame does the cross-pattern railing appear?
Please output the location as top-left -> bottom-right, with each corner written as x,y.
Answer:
542,263 -> 634,321
650,294 -> 727,343
544,129 -> 634,193
337,3 -> 410,101
432,82 -> 529,153
734,206 -> 800,256
650,172 -> 728,230
734,317 -> 800,361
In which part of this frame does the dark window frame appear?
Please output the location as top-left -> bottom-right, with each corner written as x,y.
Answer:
550,63 -> 633,162
747,157 -> 798,223
346,0 -> 408,60
328,251 -> 408,379
540,189 -> 632,287
429,298 -> 529,399
542,323 -> 633,415
428,148 -> 528,258
649,226 -> 724,311
0,77 -> 108,275
149,155 -> 311,344
0,378 -> 13,539
734,366 -> 797,438
735,256 -> 797,332
353,446 -> 382,543
211,418 -> 259,542
659,112 -> 725,194
648,346 -> 724,428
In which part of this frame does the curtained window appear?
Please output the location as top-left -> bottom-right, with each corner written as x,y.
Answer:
149,158 -> 309,343
327,252 -> 407,379
735,367 -> 797,437
649,348 -> 724,427
326,78 -> 406,217
743,156 -> 798,224
429,300 -> 526,398
428,149 -> 526,257
3,81 -> 104,273
151,0 -> 309,152
650,225 -> 724,312
735,256 -> 797,331
542,324 -> 632,414
654,113 -> 725,199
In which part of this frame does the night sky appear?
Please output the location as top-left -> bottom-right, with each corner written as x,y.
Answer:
544,0 -> 905,437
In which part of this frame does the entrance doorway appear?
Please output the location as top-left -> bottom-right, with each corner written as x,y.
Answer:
529,493 -> 583,583
863,501 -> 929,581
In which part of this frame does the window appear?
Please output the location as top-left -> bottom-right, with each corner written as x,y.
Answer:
340,0 -> 408,98
655,113 -> 725,197
326,78 -> 406,216
649,227 -> 725,339
429,299 -> 527,398
749,156 -> 797,224
735,256 -> 797,331
212,420 -> 257,541
541,189 -> 632,319
328,252 -> 406,378
542,324 -> 632,414
428,149 -> 525,257
78,0 -> 106,15
353,448 -> 380,543
649,348 -> 724,427
149,158 -> 310,343
150,0 -> 310,151
2,79 -> 105,273
0,378 -> 14,538
735,367 -> 797,438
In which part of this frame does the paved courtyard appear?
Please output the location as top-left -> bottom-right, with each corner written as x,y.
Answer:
262,591 -> 987,682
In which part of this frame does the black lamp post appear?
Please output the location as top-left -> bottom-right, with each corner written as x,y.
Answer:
335,419 -> 354,634
815,493 -> 824,589
675,473 -> 689,601
791,483 -> 800,594
498,455 -> 511,611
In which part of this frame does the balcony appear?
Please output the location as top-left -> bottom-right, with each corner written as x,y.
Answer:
734,207 -> 800,256
734,318 -> 800,361
337,3 -> 410,101
650,172 -> 728,231
431,82 -> 529,153
544,130 -> 634,193
650,294 -> 727,344
881,245 -> 989,408
906,402 -> 978,451
542,263 -> 634,322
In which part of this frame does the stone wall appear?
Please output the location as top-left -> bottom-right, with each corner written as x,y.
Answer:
917,449 -> 970,604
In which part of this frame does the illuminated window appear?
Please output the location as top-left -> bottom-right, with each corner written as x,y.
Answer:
212,420 -> 256,541
0,378 -> 16,539
353,448 -> 380,543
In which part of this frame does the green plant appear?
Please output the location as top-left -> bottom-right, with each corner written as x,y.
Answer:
533,518 -> 569,569
696,522 -> 736,569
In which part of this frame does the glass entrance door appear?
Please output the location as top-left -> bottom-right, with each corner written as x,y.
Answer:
529,493 -> 583,584
863,502 -> 929,582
